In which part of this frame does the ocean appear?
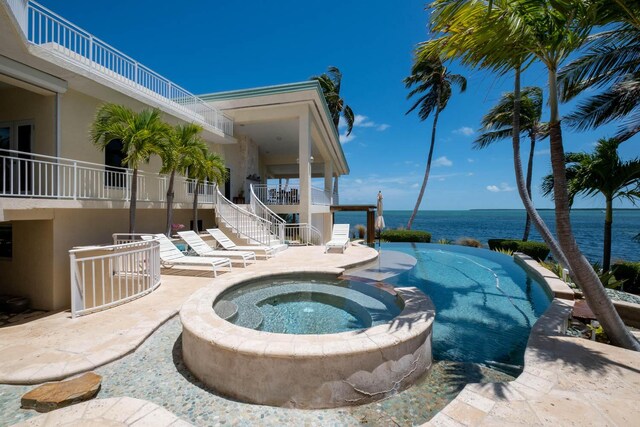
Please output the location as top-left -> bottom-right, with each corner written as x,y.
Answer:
334,209 -> 640,264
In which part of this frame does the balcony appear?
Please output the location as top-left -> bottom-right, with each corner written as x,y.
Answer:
0,149 -> 216,205
252,184 -> 336,207
5,0 -> 233,137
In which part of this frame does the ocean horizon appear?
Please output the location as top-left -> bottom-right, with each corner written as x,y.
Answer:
334,208 -> 640,263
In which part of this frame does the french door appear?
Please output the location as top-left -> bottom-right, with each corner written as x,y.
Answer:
0,121 -> 33,195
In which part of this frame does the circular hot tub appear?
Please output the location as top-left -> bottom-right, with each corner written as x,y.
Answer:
180,270 -> 435,409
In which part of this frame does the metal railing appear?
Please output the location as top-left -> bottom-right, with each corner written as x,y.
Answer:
6,0 -> 233,136
69,239 -> 161,317
249,184 -> 285,241
215,187 -> 281,246
0,148 -> 216,204
252,183 -> 335,206
284,223 -> 322,246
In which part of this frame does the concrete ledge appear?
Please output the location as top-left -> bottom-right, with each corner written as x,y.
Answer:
514,253 -> 575,300
180,269 -> 435,409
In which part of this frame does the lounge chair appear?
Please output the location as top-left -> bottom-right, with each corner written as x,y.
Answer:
141,234 -> 232,277
206,228 -> 276,258
177,230 -> 256,267
325,224 -> 351,253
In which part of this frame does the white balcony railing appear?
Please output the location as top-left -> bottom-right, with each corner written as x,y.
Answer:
249,184 -> 285,241
0,149 -> 216,204
252,184 -> 336,206
6,0 -> 233,136
284,223 -> 322,246
69,239 -> 161,317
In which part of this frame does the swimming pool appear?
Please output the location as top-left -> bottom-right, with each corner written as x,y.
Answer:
381,243 -> 552,370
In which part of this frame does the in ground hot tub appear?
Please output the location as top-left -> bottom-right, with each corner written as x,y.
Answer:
180,271 -> 435,409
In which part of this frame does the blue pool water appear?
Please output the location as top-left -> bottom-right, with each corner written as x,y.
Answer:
214,277 -> 403,334
383,243 -> 552,369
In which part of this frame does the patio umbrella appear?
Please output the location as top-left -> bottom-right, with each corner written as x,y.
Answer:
376,191 -> 385,249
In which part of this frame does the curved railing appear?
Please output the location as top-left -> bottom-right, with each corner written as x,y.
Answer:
250,184 -> 285,241
69,239 -> 161,317
215,187 -> 280,246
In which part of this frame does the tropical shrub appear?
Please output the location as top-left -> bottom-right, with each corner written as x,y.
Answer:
612,261 -> 640,294
437,238 -> 451,244
380,229 -> 431,243
488,239 -> 550,261
455,237 -> 483,248
355,224 -> 366,239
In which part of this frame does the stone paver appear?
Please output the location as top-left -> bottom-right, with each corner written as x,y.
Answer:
0,245 -> 378,385
21,372 -> 101,412
11,397 -> 191,426
426,298 -> 640,426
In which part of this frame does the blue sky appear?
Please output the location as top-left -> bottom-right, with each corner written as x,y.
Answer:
39,0 -> 640,210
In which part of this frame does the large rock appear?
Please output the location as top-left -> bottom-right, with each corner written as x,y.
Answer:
21,372 -> 102,412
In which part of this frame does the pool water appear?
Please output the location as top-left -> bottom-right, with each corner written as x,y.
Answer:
214,277 -> 403,334
383,243 -> 552,370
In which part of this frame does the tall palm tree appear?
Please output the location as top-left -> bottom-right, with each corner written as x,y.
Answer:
405,55 -> 467,229
559,1 -> 640,141
311,66 -> 355,136
424,0 -> 640,350
189,150 -> 226,231
90,104 -> 168,234
160,123 -> 207,236
475,87 -> 547,241
542,138 -> 640,271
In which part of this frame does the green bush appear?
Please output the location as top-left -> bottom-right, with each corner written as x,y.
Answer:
612,261 -> 640,294
488,239 -> 550,261
380,229 -> 431,243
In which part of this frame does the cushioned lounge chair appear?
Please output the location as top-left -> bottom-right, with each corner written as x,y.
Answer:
325,224 -> 351,253
205,228 -> 276,258
177,230 -> 256,267
141,234 -> 231,277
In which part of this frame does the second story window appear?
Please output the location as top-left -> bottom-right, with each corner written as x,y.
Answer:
104,139 -> 125,188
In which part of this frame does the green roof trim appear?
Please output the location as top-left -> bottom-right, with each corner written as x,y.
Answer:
200,81 -> 347,173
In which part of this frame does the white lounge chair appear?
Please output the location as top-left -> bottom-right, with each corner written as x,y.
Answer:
141,234 -> 232,277
325,224 -> 351,253
206,228 -> 276,258
177,230 -> 256,267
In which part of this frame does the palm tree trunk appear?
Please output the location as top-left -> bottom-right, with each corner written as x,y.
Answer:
129,168 -> 138,234
192,181 -> 200,231
407,106 -> 440,230
522,133 -> 536,241
547,67 -> 639,351
511,67 -> 571,271
603,195 -> 613,271
165,170 -> 176,236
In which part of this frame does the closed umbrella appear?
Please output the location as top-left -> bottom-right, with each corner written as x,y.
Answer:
376,191 -> 385,249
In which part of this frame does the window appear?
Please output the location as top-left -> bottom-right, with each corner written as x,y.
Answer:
0,222 -> 12,259
104,139 -> 125,187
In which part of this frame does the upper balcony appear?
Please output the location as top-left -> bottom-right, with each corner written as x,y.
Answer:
252,184 -> 337,207
5,0 -> 233,138
0,148 -> 216,207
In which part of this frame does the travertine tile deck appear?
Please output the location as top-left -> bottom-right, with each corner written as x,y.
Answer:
427,299 -> 640,426
0,244 -> 378,385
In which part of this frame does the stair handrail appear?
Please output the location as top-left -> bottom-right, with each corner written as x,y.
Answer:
250,184 -> 285,242
215,186 -> 275,246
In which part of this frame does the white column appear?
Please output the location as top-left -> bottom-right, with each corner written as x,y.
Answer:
298,106 -> 312,225
323,162 -> 334,242
324,162 -> 333,196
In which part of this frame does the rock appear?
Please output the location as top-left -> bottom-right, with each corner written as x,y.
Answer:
21,372 -> 102,412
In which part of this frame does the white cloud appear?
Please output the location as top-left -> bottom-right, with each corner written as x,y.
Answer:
339,132 -> 355,144
433,156 -> 453,167
411,183 -> 420,188
534,148 -> 550,156
486,182 -> 515,193
467,158 -> 475,163
453,126 -> 474,136
349,114 -> 390,132
377,124 -> 390,131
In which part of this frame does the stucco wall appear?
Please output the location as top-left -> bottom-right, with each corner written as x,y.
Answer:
0,87 -> 55,156
0,220 -> 54,310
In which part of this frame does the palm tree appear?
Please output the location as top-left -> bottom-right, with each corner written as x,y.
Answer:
423,0 -> 640,350
475,87 -> 547,241
542,138 -> 640,271
160,123 -> 207,236
405,55 -> 467,229
90,104 -> 168,234
559,1 -> 640,141
311,66 -> 355,136
189,150 -> 226,231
